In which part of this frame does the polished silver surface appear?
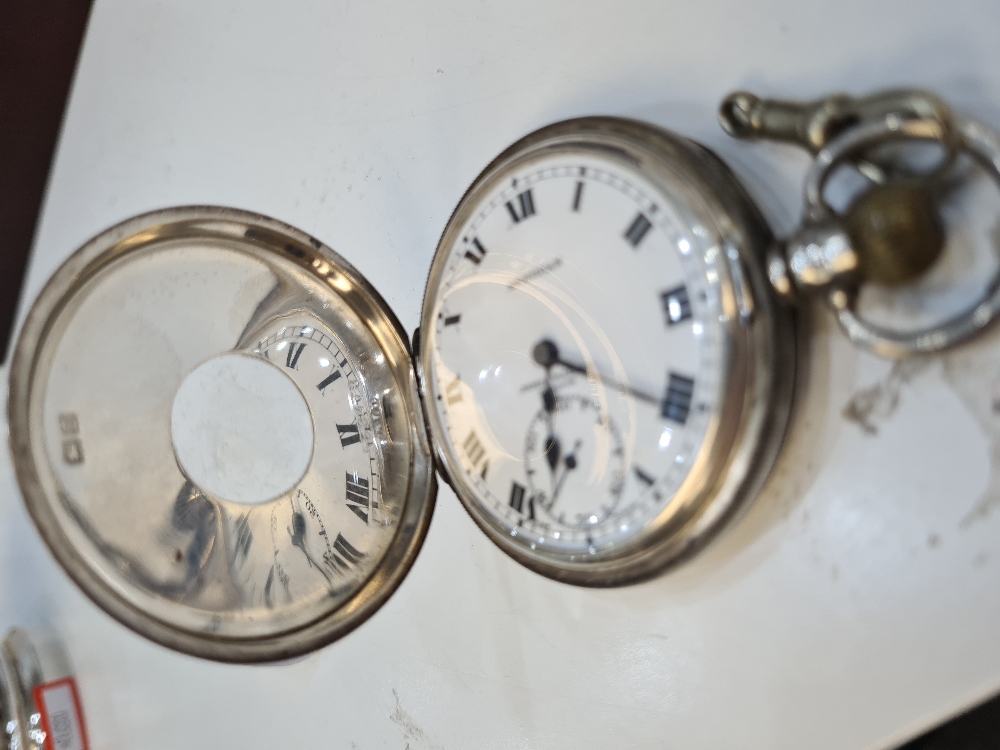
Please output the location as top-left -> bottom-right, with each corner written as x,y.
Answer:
783,219 -> 859,291
1,630 -> 45,750
723,89 -> 1000,359
9,207 -> 436,662
0,628 -> 82,750
805,116 -> 1000,358
419,117 -> 795,586
719,88 -> 956,158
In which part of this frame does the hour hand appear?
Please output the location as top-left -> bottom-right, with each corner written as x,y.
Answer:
544,434 -> 561,473
548,439 -> 581,511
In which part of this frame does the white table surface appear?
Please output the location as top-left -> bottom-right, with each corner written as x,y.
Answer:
4,1 -> 1000,747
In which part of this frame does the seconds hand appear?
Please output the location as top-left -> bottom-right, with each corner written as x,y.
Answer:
531,339 -> 660,407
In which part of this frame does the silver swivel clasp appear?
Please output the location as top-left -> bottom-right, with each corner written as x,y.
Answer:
720,88 -> 1000,358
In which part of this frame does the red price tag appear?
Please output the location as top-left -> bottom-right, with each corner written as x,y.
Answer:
32,678 -> 89,750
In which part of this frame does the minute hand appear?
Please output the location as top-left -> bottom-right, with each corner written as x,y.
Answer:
532,339 -> 660,407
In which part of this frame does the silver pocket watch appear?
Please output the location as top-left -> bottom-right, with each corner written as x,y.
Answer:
10,211 -> 437,661
10,89 -> 999,660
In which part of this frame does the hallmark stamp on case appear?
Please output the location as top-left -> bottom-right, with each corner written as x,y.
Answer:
58,412 -> 84,465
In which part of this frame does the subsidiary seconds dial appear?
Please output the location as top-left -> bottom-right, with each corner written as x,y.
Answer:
420,118 -> 791,584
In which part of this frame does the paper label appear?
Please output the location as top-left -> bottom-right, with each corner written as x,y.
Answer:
32,678 -> 89,750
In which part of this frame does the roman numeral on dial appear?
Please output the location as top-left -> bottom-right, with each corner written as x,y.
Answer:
661,285 -> 692,325
661,372 -> 695,425
345,472 -> 370,524
462,430 -> 489,479
506,189 -> 536,223
336,422 -> 361,447
624,212 -> 653,247
264,567 -> 276,607
464,237 -> 487,264
508,481 -> 536,520
445,377 -> 463,405
316,369 -> 341,393
572,181 -> 584,212
634,466 -> 656,486
326,533 -> 365,571
285,342 -> 306,369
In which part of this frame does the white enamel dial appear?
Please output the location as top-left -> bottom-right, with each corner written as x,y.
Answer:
421,119 -> 790,583
428,155 -> 723,551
